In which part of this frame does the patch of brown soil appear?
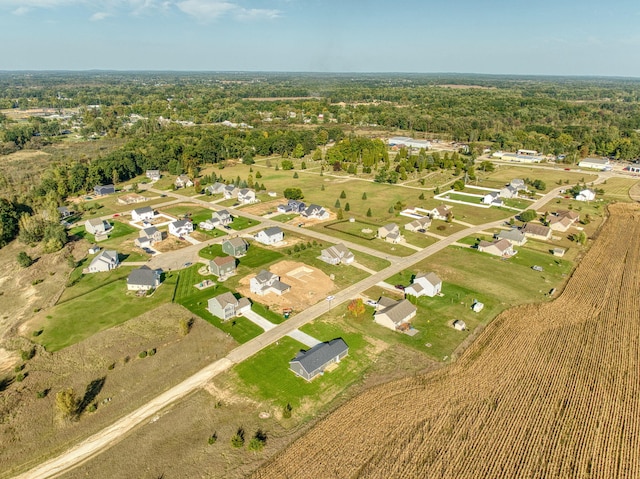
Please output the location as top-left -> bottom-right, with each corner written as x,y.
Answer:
241,199 -> 281,216
236,261 -> 334,312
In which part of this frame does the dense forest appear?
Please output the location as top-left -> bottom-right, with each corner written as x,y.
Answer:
1,72 -> 640,249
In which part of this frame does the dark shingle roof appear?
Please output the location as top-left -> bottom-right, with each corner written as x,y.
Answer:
291,339 -> 348,375
127,266 -> 158,287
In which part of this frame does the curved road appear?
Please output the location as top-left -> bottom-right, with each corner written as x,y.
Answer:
12,185 -> 574,479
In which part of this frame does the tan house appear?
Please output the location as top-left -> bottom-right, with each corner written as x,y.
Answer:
430,205 -> 452,221
374,297 -> 417,331
478,238 -> 516,257
404,217 -> 431,232
377,223 -> 403,243
521,223 -> 552,241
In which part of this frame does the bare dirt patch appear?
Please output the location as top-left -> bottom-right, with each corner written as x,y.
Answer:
0,303 -> 237,478
242,199 -> 281,216
152,236 -> 191,253
236,261 -> 334,312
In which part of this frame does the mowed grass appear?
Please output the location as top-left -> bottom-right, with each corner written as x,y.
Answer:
598,177 -> 638,201
70,220 -> 139,250
319,220 -> 417,257
31,269 -> 178,351
232,325 -> 372,413
228,215 -> 260,230
475,164 -> 597,192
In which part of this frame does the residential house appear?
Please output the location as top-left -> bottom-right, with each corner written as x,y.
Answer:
146,170 -> 161,181
205,182 -> 226,195
430,205 -> 452,221
521,223 -> 552,241
174,174 -> 193,189
223,185 -> 238,199
576,189 -> 596,202
117,194 -> 146,205
209,256 -> 236,279
207,292 -> 251,321
289,338 -> 349,381
453,319 -> 466,331
198,219 -> 217,231
320,243 -> 355,265
250,270 -> 291,296
373,297 -> 417,331
378,223 -> 400,240
510,179 -> 527,191
85,218 -> 113,238
131,206 -> 155,222
404,216 -> 431,232
222,237 -> 249,257
57,206 -> 73,218
478,238 -> 516,257
496,228 -> 527,246
255,226 -> 284,245
135,227 -> 162,248
482,192 -> 504,206
548,215 -> 574,232
405,272 -> 442,298
237,188 -> 257,204
168,219 -> 194,237
499,185 -> 519,199
94,184 -> 115,196
212,210 -> 232,226
277,200 -> 306,214
87,249 -> 119,273
127,266 -> 161,291
301,204 -> 330,220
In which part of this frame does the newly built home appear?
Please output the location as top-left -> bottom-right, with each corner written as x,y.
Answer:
404,216 -> 431,232
174,175 -> 193,189
222,237 -> 249,257
250,270 -> 291,296
237,188 -> 257,204
320,243 -> 355,265
374,297 -> 417,331
255,227 -> 284,245
207,292 -> 251,321
277,200 -> 306,214
405,272 -> 442,298
576,189 -> 596,202
84,218 -> 113,239
478,238 -> 516,257
289,338 -> 349,381
209,256 -> 236,279
87,249 -> 119,273
429,205 -> 452,221
168,219 -> 194,237
131,206 -> 155,222
496,228 -> 527,246
135,226 -> 162,248
521,223 -> 552,241
223,185 -> 238,199
212,209 -> 232,226
377,223 -> 402,243
482,192 -> 504,206
205,182 -> 226,195
301,204 -> 330,220
127,266 -> 162,291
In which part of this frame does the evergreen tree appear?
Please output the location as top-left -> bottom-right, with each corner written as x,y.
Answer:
366,208 -> 372,217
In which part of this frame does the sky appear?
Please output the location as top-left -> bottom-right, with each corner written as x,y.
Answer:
0,0 -> 639,76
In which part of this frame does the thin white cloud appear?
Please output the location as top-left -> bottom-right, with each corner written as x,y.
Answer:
12,6 -> 30,14
236,7 -> 279,20
90,11 -> 112,21
176,0 -> 236,19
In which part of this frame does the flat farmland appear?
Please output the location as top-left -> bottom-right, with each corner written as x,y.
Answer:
253,203 -> 640,479
475,164 -> 597,192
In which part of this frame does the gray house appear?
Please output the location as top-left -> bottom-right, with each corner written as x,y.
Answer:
277,200 -> 306,214
209,256 -> 236,279
207,292 -> 251,321
205,182 -> 226,195
212,209 -> 232,226
94,184 -> 115,196
127,266 -> 162,291
289,338 -> 349,381
85,218 -> 113,240
496,228 -> 527,246
87,249 -> 119,273
320,243 -> 355,265
135,226 -> 162,248
222,237 -> 249,257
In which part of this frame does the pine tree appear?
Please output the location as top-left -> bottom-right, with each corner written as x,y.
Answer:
366,208 -> 372,217
340,190 -> 346,199
335,199 -> 341,208
362,192 -> 367,200
345,202 -> 350,211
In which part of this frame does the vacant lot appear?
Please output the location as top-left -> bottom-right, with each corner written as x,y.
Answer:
475,164 -> 597,192
0,304 -> 236,478
254,203 -> 640,479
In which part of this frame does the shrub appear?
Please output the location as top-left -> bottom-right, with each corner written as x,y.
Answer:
231,427 -> 245,448
340,190 -> 346,199
208,432 -> 218,445
15,372 -> 26,382
36,389 -> 49,399
437,225 -> 446,231
138,351 -> 148,359
107,362 -> 115,371
17,251 -> 34,268
362,192 -> 367,200
283,402 -> 293,419
21,347 -> 36,361
148,348 -> 156,356
179,317 -> 195,336
32,279 -> 43,286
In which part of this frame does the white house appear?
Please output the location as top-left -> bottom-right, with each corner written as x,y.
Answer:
320,243 -> 355,265
477,238 -> 516,257
205,182 -> 226,195
255,226 -> 284,245
301,204 -> 330,220
378,223 -> 401,243
174,174 -> 193,189
146,170 -> 161,181
430,205 -> 452,221
250,270 -> 291,296
135,226 -> 162,248
499,186 -> 519,199
127,266 -> 162,291
207,292 -> 251,321
482,192 -> 504,206
168,219 -> 194,237
212,209 -> 233,226
405,272 -> 442,298
576,189 -> 596,202
131,206 -> 155,222
85,218 -> 113,237
223,185 -> 238,199
237,188 -> 257,204
87,250 -> 119,273
404,216 -> 431,232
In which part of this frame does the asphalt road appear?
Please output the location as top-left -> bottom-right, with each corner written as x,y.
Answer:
11,184 -> 576,479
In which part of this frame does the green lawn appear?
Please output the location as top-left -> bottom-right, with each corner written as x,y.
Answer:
229,216 -> 260,231
271,213 -> 299,223
475,165 -> 597,192
351,251 -> 391,271
445,192 -> 484,204
318,220 -> 417,257
32,271 -> 178,352
58,265 -> 132,304
503,198 -> 535,209
232,328 -> 372,413
598,177 -> 638,201
70,220 -> 138,249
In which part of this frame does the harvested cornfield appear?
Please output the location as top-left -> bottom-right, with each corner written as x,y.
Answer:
254,203 -> 640,479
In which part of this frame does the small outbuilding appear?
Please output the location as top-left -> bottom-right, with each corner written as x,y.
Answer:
453,320 -> 466,331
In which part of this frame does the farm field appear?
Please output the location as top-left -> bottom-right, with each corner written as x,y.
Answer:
475,164 -> 597,192
253,202 -> 640,479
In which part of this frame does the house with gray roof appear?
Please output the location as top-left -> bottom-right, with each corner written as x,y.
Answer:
85,218 -> 113,240
222,237 -> 248,257
223,184 -> 238,199
405,272 -> 442,298
277,200 -> 306,214
377,223 -> 403,243
238,188 -> 257,204
168,219 -> 194,237
127,266 -> 162,291
135,226 -> 162,248
131,206 -> 155,222
496,228 -> 527,246
301,204 -> 329,220
174,174 -> 193,189
57,206 -> 73,218
87,249 -> 119,273
405,216 -> 431,232
289,338 -> 349,381
207,292 -> 251,321
374,297 -> 417,331
205,182 -> 226,195
212,209 -> 232,225
255,226 -> 284,245
146,170 -> 161,181
482,191 -> 504,206
94,184 -> 115,196
250,269 -> 290,296
209,256 -> 236,279
320,243 -> 355,265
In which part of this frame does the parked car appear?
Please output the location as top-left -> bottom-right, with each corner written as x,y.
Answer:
395,284 -> 405,291
365,299 -> 378,307
532,265 -> 544,272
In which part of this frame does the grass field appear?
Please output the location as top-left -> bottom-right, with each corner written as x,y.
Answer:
598,177 -> 638,201
29,269 -> 177,351
229,216 -> 261,230
445,192 -> 484,204
319,220 -> 417,257
475,164 -> 597,192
